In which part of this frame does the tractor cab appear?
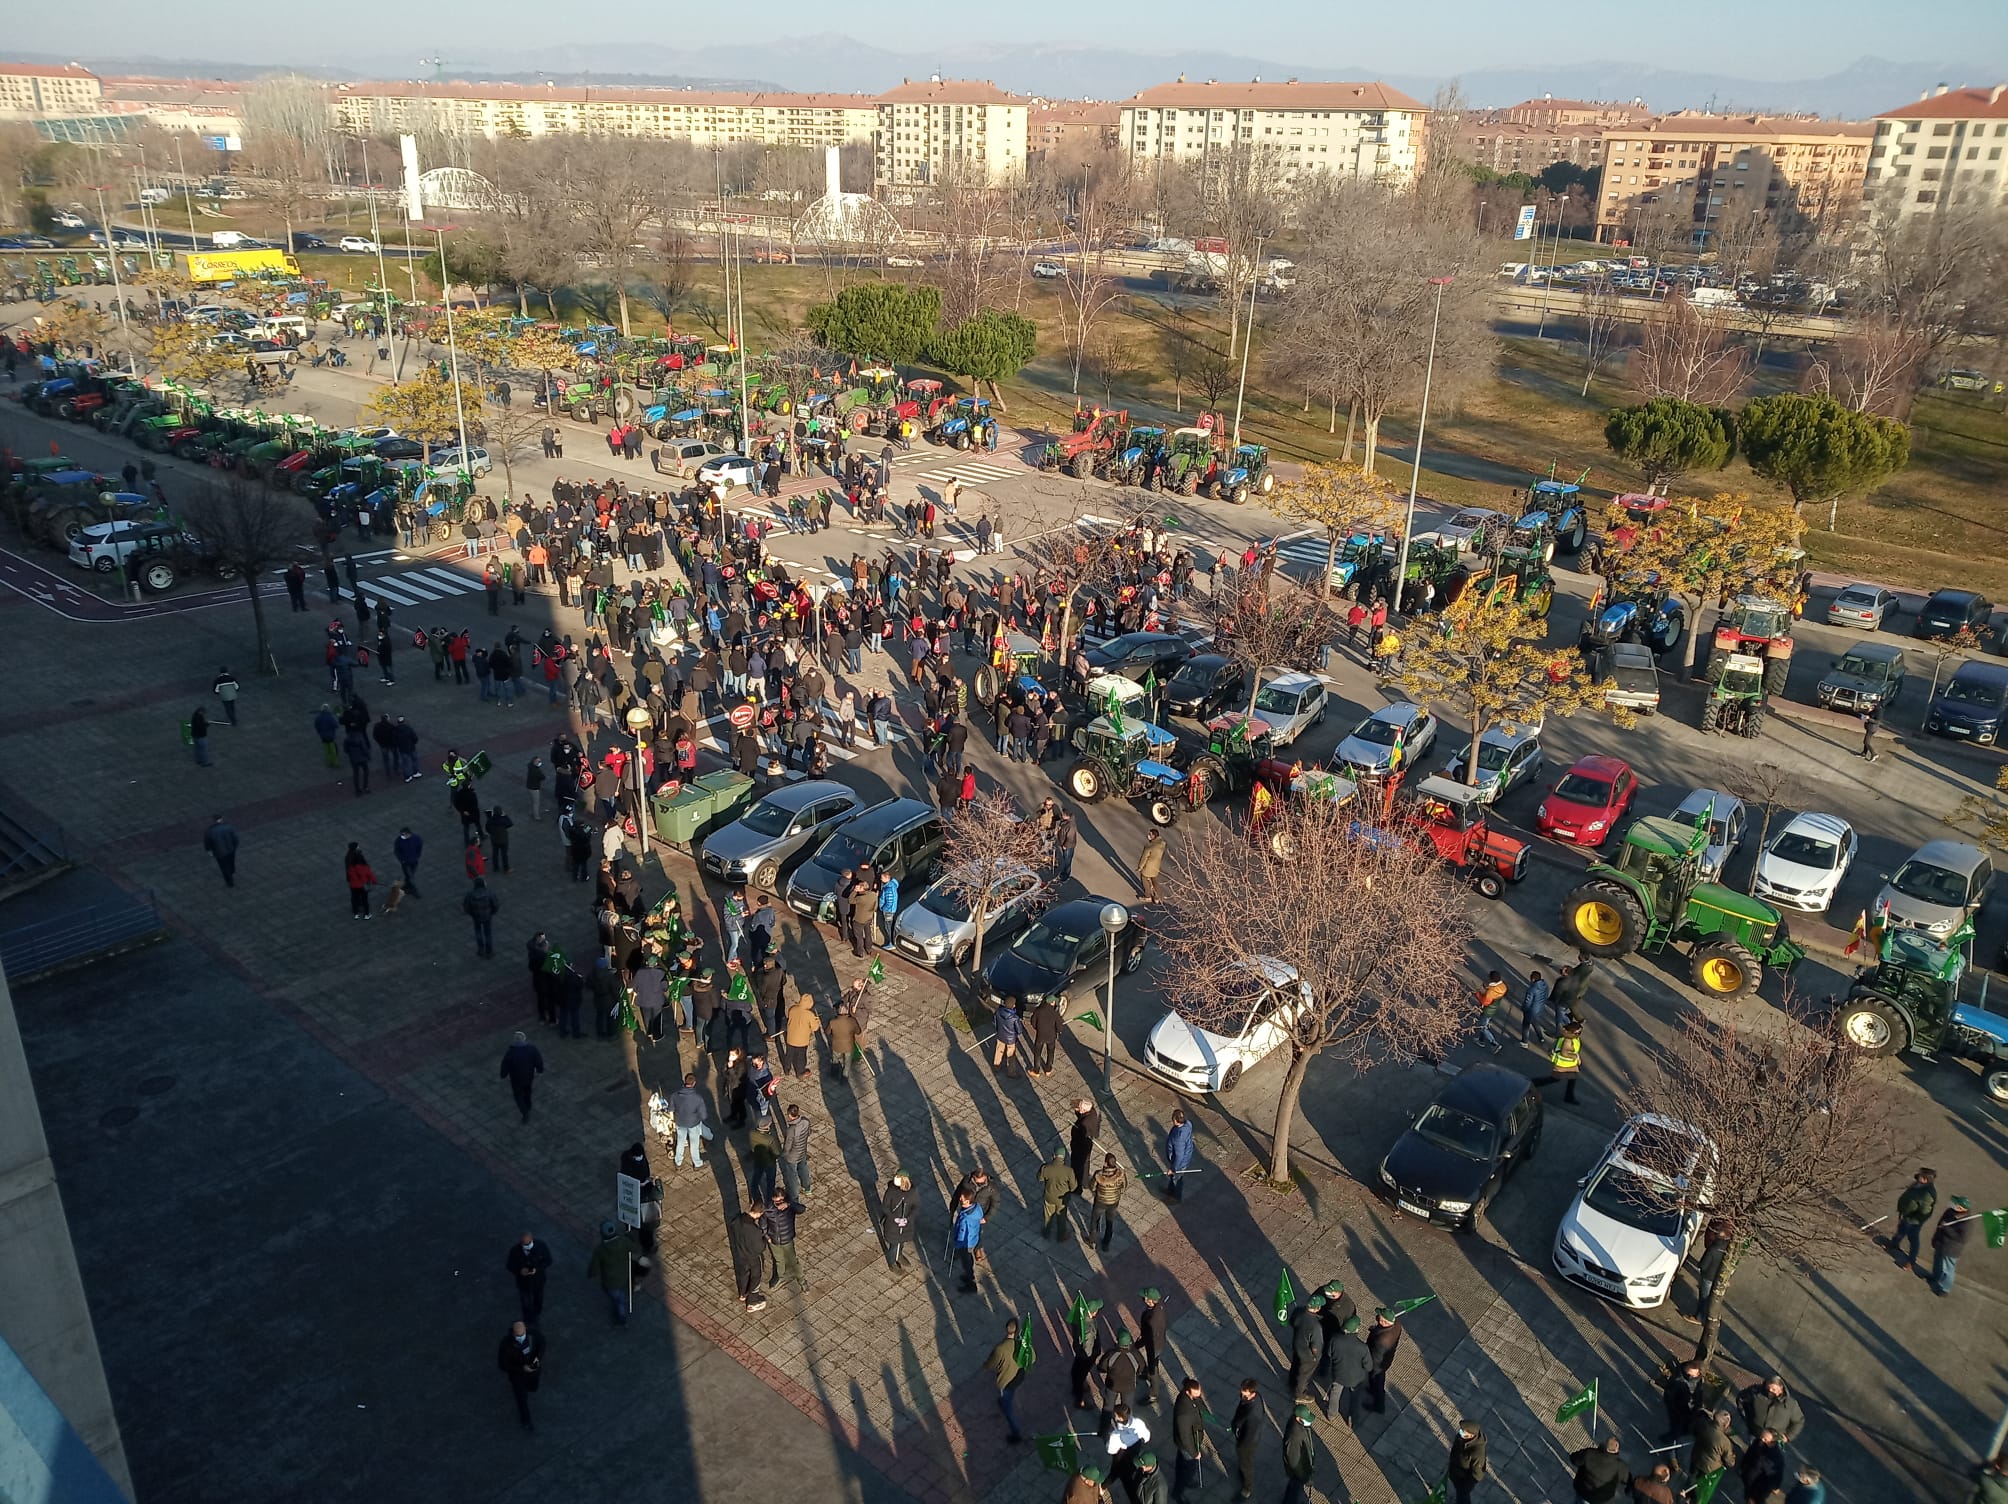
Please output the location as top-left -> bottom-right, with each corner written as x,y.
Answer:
1402,775 -> 1531,898
973,631 -> 1052,709
1209,444 -> 1273,503
1109,424 -> 1164,486
1068,716 -> 1188,826
1522,478 -> 1590,557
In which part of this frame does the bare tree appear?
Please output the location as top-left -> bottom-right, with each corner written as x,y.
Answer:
925,164 -> 1017,325
1198,578 -> 1349,719
1803,314 -> 1931,418
1082,331 -> 1138,406
936,790 -> 1051,977
1723,765 -> 1802,896
1054,168 -> 1133,396
1628,293 -> 1751,406
472,136 -> 579,318
176,476 -> 317,676
1621,1006 -> 1920,1361
564,138 -> 667,336
1577,274 -> 1629,396
1201,142 -> 1287,357
1859,190 -> 2008,394
1156,802 -> 1471,1186
1018,496 -> 1158,663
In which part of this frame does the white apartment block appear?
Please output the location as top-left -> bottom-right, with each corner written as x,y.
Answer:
1118,78 -> 1429,183
0,63 -> 103,120
873,78 -> 1028,187
1867,83 -> 2008,216
329,82 -> 877,149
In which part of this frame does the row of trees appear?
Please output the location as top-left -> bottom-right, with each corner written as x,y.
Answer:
804,282 -> 1037,407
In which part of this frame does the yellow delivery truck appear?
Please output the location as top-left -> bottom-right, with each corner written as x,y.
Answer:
183,249 -> 302,284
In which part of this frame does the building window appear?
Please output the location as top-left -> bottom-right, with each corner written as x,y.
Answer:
1928,145 -> 1947,159
1932,123 -> 1951,136
1917,189 -> 1937,202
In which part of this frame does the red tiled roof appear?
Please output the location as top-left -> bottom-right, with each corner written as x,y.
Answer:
876,79 -> 1023,105
1607,114 -> 1874,141
1874,84 -> 2008,121
0,61 -> 98,80
1125,79 -> 1428,113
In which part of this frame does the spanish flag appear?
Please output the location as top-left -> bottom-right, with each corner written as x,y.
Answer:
1844,909 -> 1869,956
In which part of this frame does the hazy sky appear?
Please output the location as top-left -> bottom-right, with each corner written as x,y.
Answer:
13,0 -> 2006,77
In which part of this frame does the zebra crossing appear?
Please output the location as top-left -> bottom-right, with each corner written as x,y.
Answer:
339,562 -> 492,610
687,691 -> 913,782
910,459 -> 1019,488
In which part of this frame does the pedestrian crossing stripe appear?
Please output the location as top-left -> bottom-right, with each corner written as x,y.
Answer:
913,463 -> 1018,485
341,565 -> 487,607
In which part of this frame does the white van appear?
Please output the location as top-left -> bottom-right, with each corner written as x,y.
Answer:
256,314 -> 310,341
1498,262 -> 1530,280
139,187 -> 173,206
210,230 -> 248,249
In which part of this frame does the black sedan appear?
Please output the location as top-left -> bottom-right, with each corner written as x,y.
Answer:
1083,631 -> 1193,684
291,232 -> 330,251
1378,1065 -> 1542,1231
1161,653 -> 1246,719
374,437 -> 426,461
980,897 -> 1146,1008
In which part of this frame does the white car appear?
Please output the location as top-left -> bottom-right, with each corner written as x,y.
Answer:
1247,671 -> 1329,747
886,254 -> 923,268
1553,1114 -> 1715,1309
339,426 -> 399,445
1144,957 -> 1310,1094
52,210 -> 87,230
695,453 -> 759,491
68,519 -> 184,573
339,236 -> 381,254
1332,702 -> 1436,776
1032,260 -> 1064,279
893,862 -> 1046,968
1437,723 -> 1544,804
1753,812 -> 1857,913
428,445 -> 492,478
1433,508 -> 1509,552
1668,789 -> 1746,882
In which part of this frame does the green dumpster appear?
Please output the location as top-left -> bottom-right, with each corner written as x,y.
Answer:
653,785 -> 716,846
694,770 -> 755,831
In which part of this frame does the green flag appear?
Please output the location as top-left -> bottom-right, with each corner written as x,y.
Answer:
1142,668 -> 1158,696
1067,1292 -> 1089,1345
1105,686 -> 1125,735
867,958 -> 885,985
1074,1009 -> 1104,1031
1413,1478 -> 1448,1504
1983,1208 -> 2008,1249
1162,514 -> 1180,529
1556,1378 -> 1598,1424
1034,1433 -> 1078,1474
1692,1467 -> 1727,1504
1273,1268 -> 1296,1323
1014,1314 -> 1036,1371
617,992 -> 643,1035
1388,1294 -> 1436,1317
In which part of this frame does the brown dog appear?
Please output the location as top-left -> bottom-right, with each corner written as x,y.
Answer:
381,879 -> 407,917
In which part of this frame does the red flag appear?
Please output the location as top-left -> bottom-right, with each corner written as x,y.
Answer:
1843,909 -> 1867,956
848,358 -> 858,378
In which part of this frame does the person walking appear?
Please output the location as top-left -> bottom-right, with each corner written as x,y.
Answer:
1170,1378 -> 1208,1500
982,1319 -> 1028,1444
1054,810 -> 1078,884
762,1187 -> 809,1293
499,1030 -> 544,1122
1859,705 -> 1880,763
496,1321 -> 544,1431
1543,1019 -> 1585,1104
343,842 -> 377,919
585,1219 -> 640,1324
1229,1378 -> 1265,1502
1071,1098 -> 1102,1196
1520,968 -> 1552,1043
1280,1404 -> 1317,1504
1162,1108 -> 1195,1202
505,1232 -> 552,1321
1891,1167 -> 1939,1270
1326,1315 -> 1372,1426
1135,829 -> 1166,902
729,1205 -> 769,1310
952,1188 -> 985,1292
189,706 -> 212,766
1039,1148 -> 1076,1241
212,666 -> 241,726
203,815 -> 239,888
1365,1308 -> 1403,1413
780,1102 -> 815,1209
1474,970 -> 1509,1051
1567,1436 -> 1630,1503
1446,1419 -> 1488,1504
1139,1287 -> 1170,1404
314,704 -> 341,768
393,826 -> 424,898
1090,1153 -> 1128,1251
463,877 -> 500,957
880,1171 -> 919,1272
826,1001 -> 859,1084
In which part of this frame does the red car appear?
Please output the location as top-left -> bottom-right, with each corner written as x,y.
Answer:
1536,754 -> 1639,849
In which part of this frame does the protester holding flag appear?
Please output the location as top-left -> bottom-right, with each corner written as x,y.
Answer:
1688,1411 -> 1739,1494
1929,1196 -> 1974,1296
982,1318 -> 1028,1444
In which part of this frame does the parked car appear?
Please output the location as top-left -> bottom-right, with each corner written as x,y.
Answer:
894,861 -> 1047,967
68,518 -> 183,573
1816,643 -> 1907,714
1913,588 -> 1993,642
1874,839 -> 1993,939
979,896 -> 1146,1009
1333,702 -> 1437,777
1144,957 -> 1310,1094
1083,631 -> 1193,683
886,254 -> 923,268
244,339 -> 295,367
1161,653 -> 1245,720
784,799 -> 945,920
695,453 -> 759,492
51,210 -> 87,230
1925,660 -> 2008,744
373,436 -> 426,461
1827,582 -> 1896,630
1378,1065 -> 1543,1231
651,438 -> 729,477
1431,507 -> 1509,552
339,236 -> 381,254
1552,1115 -> 1715,1309
1436,723 -> 1544,804
427,445 -> 492,478
1246,671 -> 1328,747
1940,368 -> 1992,391
699,780 -> 862,891
1753,812 -> 1857,913
1032,260 -> 1064,279
1536,754 -> 1639,849
1667,789 -> 1746,882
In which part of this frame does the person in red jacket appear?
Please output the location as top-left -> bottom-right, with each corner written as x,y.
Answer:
465,835 -> 488,881
344,842 -> 377,919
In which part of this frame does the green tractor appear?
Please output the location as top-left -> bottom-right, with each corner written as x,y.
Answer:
1151,427 -> 1215,495
1832,929 -> 2008,1104
1560,815 -> 1804,1002
1066,717 -> 1188,827
1699,653 -> 1766,738
1180,715 -> 1279,805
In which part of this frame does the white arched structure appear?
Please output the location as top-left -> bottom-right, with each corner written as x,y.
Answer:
794,145 -> 899,249
418,166 -> 498,213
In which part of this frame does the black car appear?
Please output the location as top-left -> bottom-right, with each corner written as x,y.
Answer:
374,437 -> 426,461
1161,653 -> 1246,719
1083,631 -> 1193,684
291,232 -> 330,251
1914,588 -> 1993,641
980,896 -> 1146,1008
1378,1065 -> 1542,1231
1926,661 -> 2008,744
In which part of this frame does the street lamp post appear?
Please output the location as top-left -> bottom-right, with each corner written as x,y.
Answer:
360,141 -> 404,379
86,183 -> 130,358
1391,276 -> 1454,613
624,705 -> 653,857
422,224 -> 473,478
1098,902 -> 1129,1087
1230,234 -> 1263,449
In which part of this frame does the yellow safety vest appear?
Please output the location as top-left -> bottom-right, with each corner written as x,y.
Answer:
1550,1035 -> 1582,1073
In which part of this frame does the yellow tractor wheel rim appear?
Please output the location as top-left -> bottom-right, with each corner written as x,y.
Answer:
1574,900 -> 1624,947
1699,955 -> 1745,993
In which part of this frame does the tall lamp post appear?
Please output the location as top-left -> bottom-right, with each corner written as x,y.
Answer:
1098,902 -> 1129,1087
624,705 -> 653,857
418,223 -> 473,477
1391,275 -> 1454,612
85,183 -> 131,358
1230,234 -> 1264,449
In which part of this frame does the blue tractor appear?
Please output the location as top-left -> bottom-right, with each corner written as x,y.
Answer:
1207,443 -> 1274,504
1105,425 -> 1164,488
1066,717 -> 1188,827
1521,477 -> 1591,559
929,395 -> 990,450
1581,573 -> 1685,655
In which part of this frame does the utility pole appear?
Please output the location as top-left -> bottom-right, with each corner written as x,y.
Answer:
1230,235 -> 1263,449
1391,275 -> 1454,610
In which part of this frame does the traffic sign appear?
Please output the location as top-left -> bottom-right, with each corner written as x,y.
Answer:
728,703 -> 756,730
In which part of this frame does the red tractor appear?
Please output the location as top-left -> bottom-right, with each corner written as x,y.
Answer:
1399,776 -> 1531,900
1038,407 -> 1127,478
1705,593 -> 1794,695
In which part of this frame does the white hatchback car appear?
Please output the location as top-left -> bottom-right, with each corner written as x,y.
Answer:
1247,671 -> 1329,747
1143,957 -> 1310,1094
1753,812 -> 1857,913
1553,1114 -> 1715,1309
695,454 -> 759,492
339,236 -> 380,254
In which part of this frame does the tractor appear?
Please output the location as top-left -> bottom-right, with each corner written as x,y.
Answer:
1699,653 -> 1767,738
930,395 -> 990,449
1151,427 -> 1215,494
645,402 -> 705,441
1396,540 -> 1467,615
1561,815 -> 1805,1002
1399,777 -> 1531,900
883,377 -> 950,437
1181,715 -> 1280,805
1330,533 -> 1396,600
1521,476 -> 1592,557
1066,716 -> 1188,827
1104,424 -> 1164,488
1442,547 -> 1555,618
1705,595 -> 1794,694
1039,408 -> 1125,478
1831,929 -> 2008,1104
1580,575 -> 1686,656
972,631 -> 1053,711
1207,443 -> 1274,504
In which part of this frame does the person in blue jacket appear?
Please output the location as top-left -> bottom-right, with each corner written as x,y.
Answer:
952,1189 -> 984,1293
1163,1108 -> 1195,1203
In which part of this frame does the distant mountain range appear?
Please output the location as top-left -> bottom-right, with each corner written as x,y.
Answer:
19,44 -> 2002,118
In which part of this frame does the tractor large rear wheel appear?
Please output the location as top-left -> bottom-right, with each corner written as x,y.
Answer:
1562,881 -> 1645,958
1185,754 -> 1226,806
1068,760 -> 1108,803
1982,1065 -> 2008,1105
1177,471 -> 1199,496
1699,698 -> 1721,734
1762,655 -> 1790,696
1559,513 -> 1587,555
1067,453 -> 1088,479
1703,646 -> 1729,685
1688,938 -> 1759,1002
1742,703 -> 1766,739
973,666 -> 1000,707
1835,994 -> 1907,1057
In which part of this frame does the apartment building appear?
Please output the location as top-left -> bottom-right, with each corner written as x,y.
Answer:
1456,97 -> 1649,174
1118,78 -> 1428,184
873,78 -> 1029,187
1594,112 -> 1872,243
1027,102 -> 1120,163
0,62 -> 103,120
1867,83 -> 2008,216
328,81 -> 877,149
98,77 -> 247,139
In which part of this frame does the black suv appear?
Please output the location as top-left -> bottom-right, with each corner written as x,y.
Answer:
1914,588 -> 1993,642
1083,631 -> 1193,683
784,798 -> 945,920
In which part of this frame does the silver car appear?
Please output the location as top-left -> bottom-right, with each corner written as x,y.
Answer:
698,780 -> 861,891
1874,839 -> 1993,940
894,862 -> 1047,967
